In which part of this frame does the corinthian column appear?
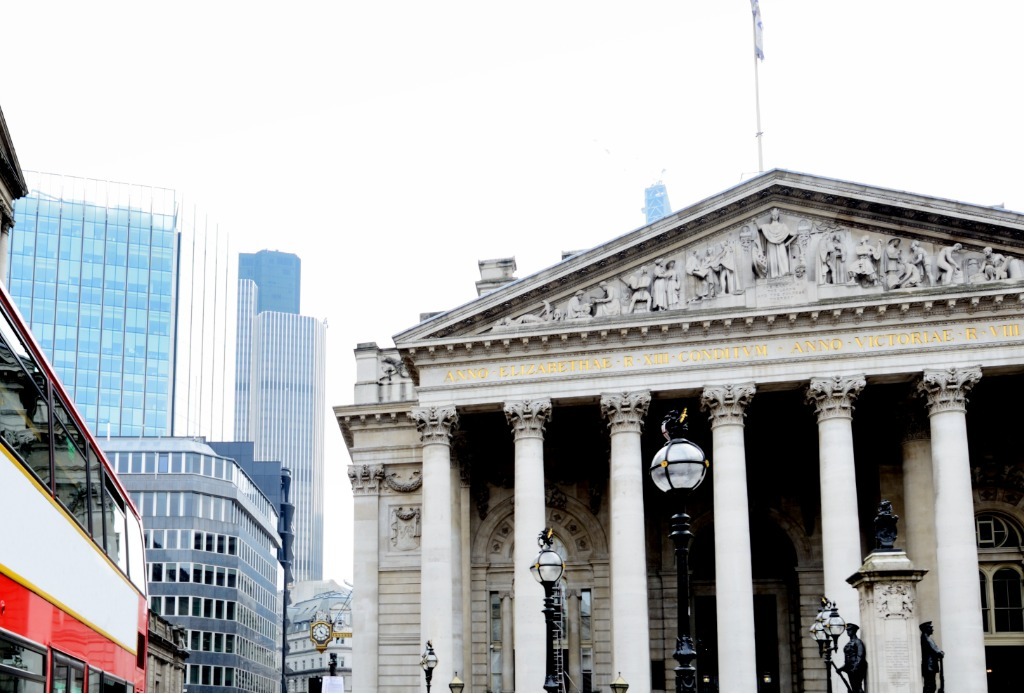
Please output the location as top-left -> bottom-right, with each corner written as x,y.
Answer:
601,391 -> 653,693
806,375 -> 865,660
701,383 -> 757,693
412,405 -> 459,680
919,366 -> 987,693
504,399 -> 552,693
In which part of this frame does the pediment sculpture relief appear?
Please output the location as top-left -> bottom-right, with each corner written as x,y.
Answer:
489,210 -> 1024,332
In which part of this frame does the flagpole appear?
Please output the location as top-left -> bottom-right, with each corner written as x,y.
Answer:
752,15 -> 764,173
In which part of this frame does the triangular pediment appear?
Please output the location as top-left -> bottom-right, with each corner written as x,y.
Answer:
395,170 -> 1024,346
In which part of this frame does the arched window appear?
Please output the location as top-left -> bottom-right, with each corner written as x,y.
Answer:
976,513 -> 1024,635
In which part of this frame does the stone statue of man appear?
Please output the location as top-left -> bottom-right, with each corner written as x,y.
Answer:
920,621 -> 944,693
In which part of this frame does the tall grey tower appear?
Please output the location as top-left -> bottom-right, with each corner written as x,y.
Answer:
235,250 -> 326,581
642,180 -> 672,224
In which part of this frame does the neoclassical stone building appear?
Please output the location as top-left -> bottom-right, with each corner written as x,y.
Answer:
336,171 -> 1024,693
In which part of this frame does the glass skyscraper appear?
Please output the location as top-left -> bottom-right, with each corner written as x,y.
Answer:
239,250 -> 300,315
235,252 -> 325,582
7,171 -> 236,439
8,173 -> 176,436
643,180 -> 672,224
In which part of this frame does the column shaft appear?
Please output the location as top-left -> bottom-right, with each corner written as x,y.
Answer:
920,367 -> 987,693
602,392 -> 653,693
808,375 -> 864,694
702,384 -> 757,693
413,405 -> 458,685
567,592 -> 582,692
505,399 -> 552,693
350,487 -> 379,692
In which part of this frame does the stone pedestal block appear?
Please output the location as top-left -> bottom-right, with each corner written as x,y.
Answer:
847,551 -> 927,693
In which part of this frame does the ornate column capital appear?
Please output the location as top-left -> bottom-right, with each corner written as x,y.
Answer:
600,391 -> 651,435
918,366 -> 982,415
411,405 -> 458,445
504,399 -> 552,440
807,375 -> 866,422
0,198 -> 13,233
700,383 -> 756,428
348,464 -> 385,495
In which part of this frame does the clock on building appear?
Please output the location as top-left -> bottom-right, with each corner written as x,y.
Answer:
310,620 -> 333,652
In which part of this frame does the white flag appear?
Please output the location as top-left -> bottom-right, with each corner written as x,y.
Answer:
751,0 -> 765,60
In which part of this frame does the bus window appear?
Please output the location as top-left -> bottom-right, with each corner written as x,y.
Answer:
104,473 -> 128,574
52,401 -> 90,531
125,507 -> 147,593
51,652 -> 85,693
0,633 -> 46,692
0,308 -> 52,488
88,447 -> 105,544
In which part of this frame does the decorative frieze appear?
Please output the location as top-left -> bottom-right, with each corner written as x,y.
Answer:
503,399 -> 552,440
411,405 -> 458,445
701,383 -> 756,428
918,366 -> 982,415
806,375 -> 866,421
384,470 -> 422,493
875,582 -> 915,619
599,391 -> 651,435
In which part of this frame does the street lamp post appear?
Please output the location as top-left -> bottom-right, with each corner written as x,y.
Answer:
649,409 -> 709,694
808,598 -> 847,693
420,641 -> 438,693
531,528 -> 566,693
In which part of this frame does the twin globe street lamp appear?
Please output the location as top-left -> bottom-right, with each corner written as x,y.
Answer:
649,409 -> 709,694
808,598 -> 847,693
531,528 -> 566,693
419,642 -> 465,693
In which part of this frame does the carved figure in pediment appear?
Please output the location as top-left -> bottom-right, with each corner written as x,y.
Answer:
592,281 -> 621,317
686,249 -> 714,301
494,300 -> 558,330
651,258 -> 682,310
710,240 -> 741,294
909,240 -> 932,286
754,208 -> 797,279
565,290 -> 593,320
847,236 -> 882,286
982,247 -> 1011,281
883,238 -> 911,290
817,231 -> 848,285
936,243 -> 963,285
626,266 -> 652,313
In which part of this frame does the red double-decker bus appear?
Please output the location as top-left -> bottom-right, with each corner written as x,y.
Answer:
0,284 -> 148,692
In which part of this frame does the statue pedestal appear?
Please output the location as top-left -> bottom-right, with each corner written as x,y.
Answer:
847,551 -> 927,692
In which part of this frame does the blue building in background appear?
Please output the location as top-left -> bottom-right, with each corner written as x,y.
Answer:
8,173 -> 177,436
235,251 -> 325,582
239,250 -> 300,315
643,180 -> 672,225
7,171 -> 237,439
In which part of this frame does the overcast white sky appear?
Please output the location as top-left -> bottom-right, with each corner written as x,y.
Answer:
5,1 -> 1024,584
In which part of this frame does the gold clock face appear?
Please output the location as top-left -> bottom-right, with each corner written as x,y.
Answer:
311,621 -> 331,643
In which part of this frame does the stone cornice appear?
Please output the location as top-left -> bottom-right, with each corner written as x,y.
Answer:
918,366 -> 982,415
599,391 -> 651,435
806,375 -> 866,421
701,383 -> 756,428
335,405 -> 416,449
504,399 -> 552,440
410,405 -> 459,445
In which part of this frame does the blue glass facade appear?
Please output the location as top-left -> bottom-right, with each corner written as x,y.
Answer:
643,181 -> 672,224
8,173 -> 176,436
238,250 -> 300,315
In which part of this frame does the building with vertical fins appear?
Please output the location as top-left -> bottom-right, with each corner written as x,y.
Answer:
642,180 -> 672,224
235,250 -> 326,582
7,172 -> 235,439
